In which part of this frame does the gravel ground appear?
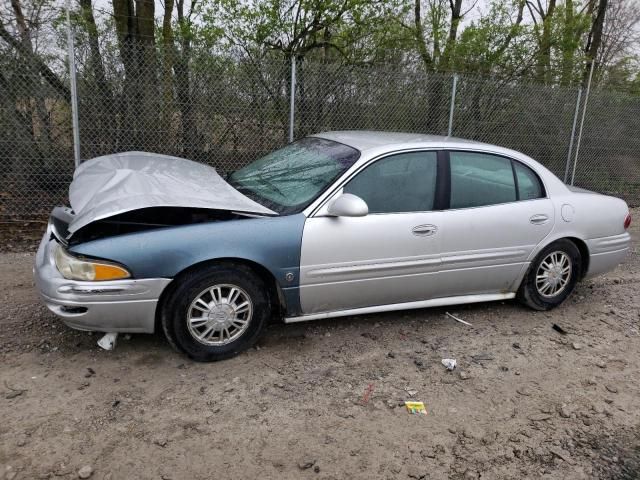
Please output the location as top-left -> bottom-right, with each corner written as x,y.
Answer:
0,211 -> 639,480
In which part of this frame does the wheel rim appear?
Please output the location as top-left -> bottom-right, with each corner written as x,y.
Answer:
535,251 -> 572,298
186,284 -> 253,346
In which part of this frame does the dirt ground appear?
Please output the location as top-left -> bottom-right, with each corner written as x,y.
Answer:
1,212 -> 639,480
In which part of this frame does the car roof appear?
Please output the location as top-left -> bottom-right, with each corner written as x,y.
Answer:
312,130 -> 490,152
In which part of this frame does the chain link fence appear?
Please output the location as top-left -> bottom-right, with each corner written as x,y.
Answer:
1,42 -> 639,222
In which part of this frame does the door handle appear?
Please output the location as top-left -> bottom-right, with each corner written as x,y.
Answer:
412,224 -> 437,236
530,214 -> 549,225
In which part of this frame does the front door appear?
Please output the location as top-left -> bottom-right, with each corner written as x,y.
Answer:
299,151 -> 444,314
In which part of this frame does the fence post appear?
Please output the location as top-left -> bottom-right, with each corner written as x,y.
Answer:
65,0 -> 81,167
563,88 -> 582,183
288,56 -> 296,143
447,74 -> 458,137
570,61 -> 595,186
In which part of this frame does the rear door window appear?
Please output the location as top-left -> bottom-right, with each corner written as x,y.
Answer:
449,152 -> 516,208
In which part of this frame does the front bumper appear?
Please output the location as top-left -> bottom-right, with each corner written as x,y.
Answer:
34,229 -> 171,333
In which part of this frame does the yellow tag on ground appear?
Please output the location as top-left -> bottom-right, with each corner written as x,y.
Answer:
405,401 -> 427,415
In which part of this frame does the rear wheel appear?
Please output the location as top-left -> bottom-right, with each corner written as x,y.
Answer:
162,264 -> 270,361
517,239 -> 582,311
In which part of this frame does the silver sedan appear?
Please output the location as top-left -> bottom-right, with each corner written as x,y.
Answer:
35,131 -> 632,360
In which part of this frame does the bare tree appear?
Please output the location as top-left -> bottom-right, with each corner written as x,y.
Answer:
597,0 -> 640,77
583,0 -> 608,85
527,0 -> 558,84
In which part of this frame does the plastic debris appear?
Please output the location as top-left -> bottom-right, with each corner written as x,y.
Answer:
552,324 -> 568,335
405,401 -> 428,415
441,358 -> 457,370
97,332 -> 118,351
446,312 -> 472,326
404,387 -> 418,397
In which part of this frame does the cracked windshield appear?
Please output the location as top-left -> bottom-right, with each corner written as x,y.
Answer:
228,137 -> 360,214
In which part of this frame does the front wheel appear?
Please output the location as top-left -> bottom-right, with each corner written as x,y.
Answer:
161,264 -> 270,361
517,239 -> 582,311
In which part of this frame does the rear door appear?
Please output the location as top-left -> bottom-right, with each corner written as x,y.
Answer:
437,150 -> 554,296
299,151 -> 444,314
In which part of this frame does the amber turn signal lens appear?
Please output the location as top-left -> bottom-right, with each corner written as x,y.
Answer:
93,263 -> 131,280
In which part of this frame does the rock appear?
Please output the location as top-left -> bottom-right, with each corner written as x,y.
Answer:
4,466 -> 16,480
572,343 -> 583,350
582,418 -> 593,426
558,404 -> 571,418
463,469 -> 478,479
313,466 -> 320,473
387,352 -> 395,359
516,388 -> 531,396
595,360 -> 606,369
298,457 -> 315,470
459,371 -> 470,380
605,384 -> 618,394
407,466 -> 427,479
463,426 -> 485,441
153,437 -> 168,447
78,465 -> 93,479
16,435 -> 27,447
549,447 -> 575,465
360,332 -> 378,340
528,414 -> 552,422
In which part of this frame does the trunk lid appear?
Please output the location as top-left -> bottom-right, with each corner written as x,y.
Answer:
66,151 -> 275,235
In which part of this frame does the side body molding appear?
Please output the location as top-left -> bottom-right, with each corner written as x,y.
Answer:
69,214 -> 307,315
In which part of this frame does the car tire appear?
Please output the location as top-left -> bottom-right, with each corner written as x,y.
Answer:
517,239 -> 582,311
161,263 -> 270,362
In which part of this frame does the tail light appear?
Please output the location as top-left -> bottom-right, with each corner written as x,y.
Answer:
624,213 -> 632,230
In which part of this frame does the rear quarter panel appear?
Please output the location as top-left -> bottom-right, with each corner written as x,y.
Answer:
529,190 -> 630,277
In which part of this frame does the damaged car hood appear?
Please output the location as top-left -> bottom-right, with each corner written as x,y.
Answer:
67,151 -> 275,234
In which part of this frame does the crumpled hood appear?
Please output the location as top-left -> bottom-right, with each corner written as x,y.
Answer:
67,151 -> 275,234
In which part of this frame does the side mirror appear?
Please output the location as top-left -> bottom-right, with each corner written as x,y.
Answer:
327,193 -> 369,217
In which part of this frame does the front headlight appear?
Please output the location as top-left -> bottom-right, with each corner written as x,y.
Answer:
54,246 -> 131,281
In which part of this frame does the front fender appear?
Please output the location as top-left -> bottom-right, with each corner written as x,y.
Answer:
69,213 -> 306,292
